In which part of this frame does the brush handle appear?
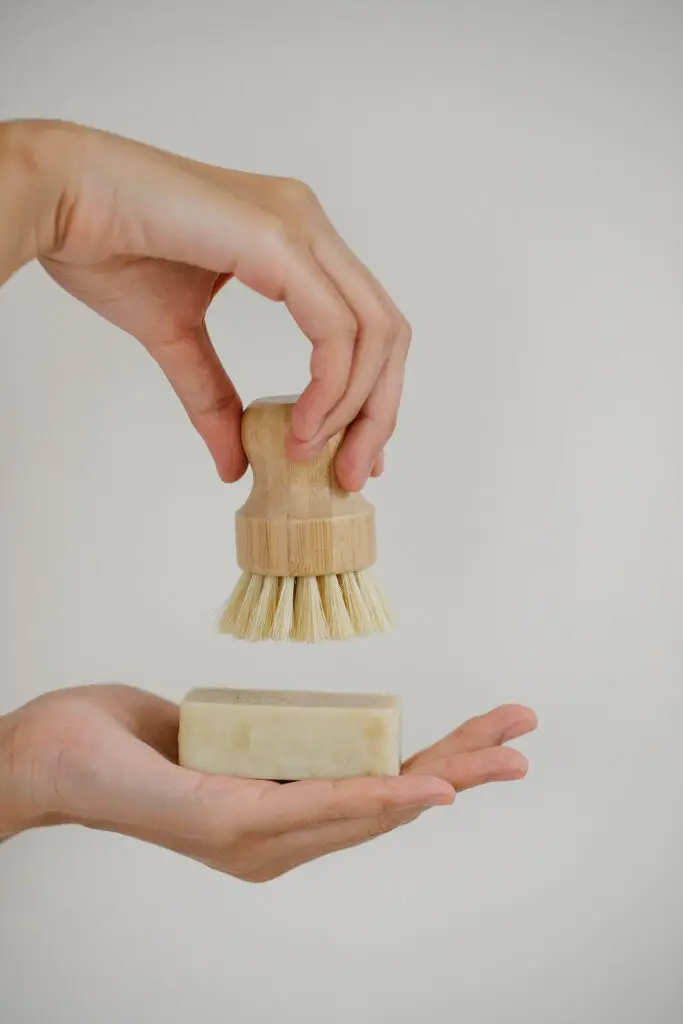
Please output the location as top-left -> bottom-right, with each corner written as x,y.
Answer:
235,396 -> 376,577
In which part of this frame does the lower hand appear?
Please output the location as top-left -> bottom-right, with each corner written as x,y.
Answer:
0,685 -> 536,882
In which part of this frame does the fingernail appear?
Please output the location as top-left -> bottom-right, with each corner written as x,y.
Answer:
294,425 -> 319,446
290,402 -> 318,444
494,756 -> 528,781
286,428 -> 324,460
501,719 -> 534,743
306,438 -> 326,456
346,461 -> 372,492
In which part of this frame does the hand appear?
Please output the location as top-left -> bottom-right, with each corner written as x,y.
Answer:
0,685 -> 536,882
3,119 -> 412,490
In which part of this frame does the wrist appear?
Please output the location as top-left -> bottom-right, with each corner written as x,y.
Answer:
0,707 -> 50,840
0,119 -> 76,284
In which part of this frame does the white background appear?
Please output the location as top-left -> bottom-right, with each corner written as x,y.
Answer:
1,1 -> 682,1021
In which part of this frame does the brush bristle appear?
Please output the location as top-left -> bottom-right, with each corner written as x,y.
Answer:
233,573 -> 265,639
218,571 -> 252,634
354,570 -> 393,633
293,576 -> 330,643
339,571 -> 367,634
246,573 -> 279,641
320,574 -> 355,640
272,576 -> 295,641
219,569 -> 392,643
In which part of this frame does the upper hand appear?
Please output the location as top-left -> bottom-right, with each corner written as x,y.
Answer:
7,119 -> 411,490
0,685 -> 536,882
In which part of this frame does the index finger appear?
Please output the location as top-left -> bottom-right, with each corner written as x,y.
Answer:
403,705 -> 538,771
236,226 -> 358,444
251,774 -> 454,833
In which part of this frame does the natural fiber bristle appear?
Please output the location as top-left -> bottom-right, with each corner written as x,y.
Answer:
339,571 -> 367,634
246,573 -> 279,641
219,569 -> 392,643
320,574 -> 355,640
354,570 -> 393,633
293,576 -> 330,643
272,576 -> 295,641
218,571 -> 251,634
233,573 -> 265,639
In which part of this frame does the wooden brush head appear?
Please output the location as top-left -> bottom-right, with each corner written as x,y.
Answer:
235,396 -> 376,577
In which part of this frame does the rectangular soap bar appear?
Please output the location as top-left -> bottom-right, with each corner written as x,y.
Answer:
178,687 -> 402,781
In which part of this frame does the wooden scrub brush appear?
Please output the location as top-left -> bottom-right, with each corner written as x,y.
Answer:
219,395 -> 392,643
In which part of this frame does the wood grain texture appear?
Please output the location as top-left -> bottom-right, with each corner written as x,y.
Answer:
235,396 -> 376,576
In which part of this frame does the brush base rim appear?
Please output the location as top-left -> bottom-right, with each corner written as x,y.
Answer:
235,508 -> 376,577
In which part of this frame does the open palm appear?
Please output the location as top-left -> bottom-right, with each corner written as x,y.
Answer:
5,684 -> 536,882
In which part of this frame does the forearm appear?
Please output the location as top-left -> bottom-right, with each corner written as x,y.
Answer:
0,120 -> 64,288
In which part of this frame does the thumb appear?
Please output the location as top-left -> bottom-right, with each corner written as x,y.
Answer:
145,321 -> 247,483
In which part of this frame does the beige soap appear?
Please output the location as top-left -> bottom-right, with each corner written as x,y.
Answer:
178,687 -> 402,781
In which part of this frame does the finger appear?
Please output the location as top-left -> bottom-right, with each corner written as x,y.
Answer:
333,336 -> 409,491
72,684 -> 182,762
370,450 -> 385,477
144,322 -> 247,483
249,774 -> 454,834
280,250 -> 358,405
235,227 -> 359,439
109,167 -> 359,445
289,237 -> 402,453
403,705 -> 538,771
208,216 -> 360,441
406,745 -> 529,792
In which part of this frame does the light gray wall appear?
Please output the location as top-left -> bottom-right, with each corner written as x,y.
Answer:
1,1 -> 682,1021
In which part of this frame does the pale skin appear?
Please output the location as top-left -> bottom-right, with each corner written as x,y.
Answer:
0,119 -> 538,881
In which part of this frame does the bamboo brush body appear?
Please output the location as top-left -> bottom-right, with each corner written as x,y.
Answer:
219,396 -> 392,642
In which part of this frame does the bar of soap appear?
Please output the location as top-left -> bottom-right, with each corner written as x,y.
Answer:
178,687 -> 402,781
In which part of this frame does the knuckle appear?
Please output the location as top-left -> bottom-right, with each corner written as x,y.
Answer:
277,177 -> 320,214
260,215 -> 296,295
328,308 -> 358,350
368,809 -> 405,838
373,794 -> 397,820
366,303 -> 395,343
327,805 -> 352,826
340,310 -> 358,344
382,410 -> 399,439
375,814 -> 397,836
395,315 -> 412,351
317,781 -> 352,825
266,213 -> 294,251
